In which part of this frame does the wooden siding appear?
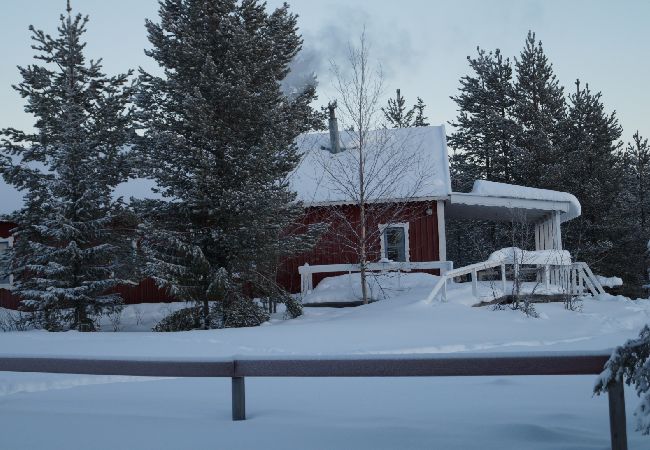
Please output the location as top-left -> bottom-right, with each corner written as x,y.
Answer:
1,200 -> 442,307
0,222 -> 14,239
0,221 -> 176,309
277,201 -> 440,293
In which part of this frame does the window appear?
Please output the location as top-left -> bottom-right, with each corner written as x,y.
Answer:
379,223 -> 409,262
0,239 -> 11,286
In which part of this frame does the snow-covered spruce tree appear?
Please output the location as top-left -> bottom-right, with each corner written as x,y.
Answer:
0,3 -> 136,331
136,0 -> 319,329
595,325 -> 650,435
556,80 -> 625,282
512,31 -> 565,188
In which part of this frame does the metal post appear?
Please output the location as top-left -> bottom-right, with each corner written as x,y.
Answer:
608,377 -> 628,450
232,376 -> 246,421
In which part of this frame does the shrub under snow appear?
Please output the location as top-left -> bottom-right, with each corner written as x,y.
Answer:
594,325 -> 650,434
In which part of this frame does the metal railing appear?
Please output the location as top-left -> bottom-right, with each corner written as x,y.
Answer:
0,351 -> 627,450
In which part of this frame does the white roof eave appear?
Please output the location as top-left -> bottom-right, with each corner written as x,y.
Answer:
449,192 -> 575,222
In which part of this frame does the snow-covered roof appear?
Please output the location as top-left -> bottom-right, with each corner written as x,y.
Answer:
290,126 -> 451,205
0,126 -> 451,217
448,180 -> 581,223
470,181 -> 581,222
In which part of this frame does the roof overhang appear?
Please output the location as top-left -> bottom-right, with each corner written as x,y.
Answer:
446,192 -> 572,223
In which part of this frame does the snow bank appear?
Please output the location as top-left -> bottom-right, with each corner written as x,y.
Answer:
471,180 -> 581,221
303,272 -> 439,304
488,247 -> 572,265
595,276 -> 623,288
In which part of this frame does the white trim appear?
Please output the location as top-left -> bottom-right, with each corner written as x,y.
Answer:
378,222 -> 410,262
0,236 -> 14,289
436,200 -> 446,262
450,192 -> 571,215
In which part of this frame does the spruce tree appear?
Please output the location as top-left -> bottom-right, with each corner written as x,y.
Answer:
0,2 -> 135,331
449,47 -> 519,190
617,132 -> 650,287
558,80 -> 624,279
512,31 -> 566,188
136,0 -> 319,329
412,97 -> 430,127
382,89 -> 415,128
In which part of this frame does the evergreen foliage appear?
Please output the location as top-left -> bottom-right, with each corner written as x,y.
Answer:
512,31 -> 566,188
595,325 -> 650,434
135,0 -> 320,329
558,80 -> 624,276
412,97 -> 430,127
447,31 -> 648,291
383,89 -> 414,128
382,89 -> 429,128
152,306 -> 203,332
617,132 -> 650,288
449,47 -> 519,191
0,2 -> 136,331
447,48 -> 520,266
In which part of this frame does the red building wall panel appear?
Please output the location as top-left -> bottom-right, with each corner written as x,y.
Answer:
277,200 -> 440,293
0,221 -> 14,239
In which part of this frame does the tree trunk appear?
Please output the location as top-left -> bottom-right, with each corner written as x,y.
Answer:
360,202 -> 368,304
202,299 -> 210,330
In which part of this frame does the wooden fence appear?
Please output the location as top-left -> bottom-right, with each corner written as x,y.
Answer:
298,260 -> 454,295
0,351 -> 627,450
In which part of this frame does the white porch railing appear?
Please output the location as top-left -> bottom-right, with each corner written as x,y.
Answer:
424,259 -> 606,304
298,261 -> 454,295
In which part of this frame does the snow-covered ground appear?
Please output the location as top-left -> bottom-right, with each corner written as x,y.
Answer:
1,275 -> 649,449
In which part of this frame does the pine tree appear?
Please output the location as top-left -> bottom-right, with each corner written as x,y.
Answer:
136,0 -> 319,328
512,31 -> 566,188
0,2 -> 135,331
412,97 -> 430,127
558,80 -> 624,279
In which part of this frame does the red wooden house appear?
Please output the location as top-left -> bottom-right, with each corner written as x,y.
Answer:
0,117 -> 586,307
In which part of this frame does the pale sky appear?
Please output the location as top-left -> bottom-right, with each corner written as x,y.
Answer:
0,0 -> 648,145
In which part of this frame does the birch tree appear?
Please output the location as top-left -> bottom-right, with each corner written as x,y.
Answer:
318,32 -> 432,304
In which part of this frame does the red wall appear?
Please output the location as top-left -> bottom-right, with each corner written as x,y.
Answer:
277,200 -> 440,293
0,221 -> 13,239
1,200 -> 441,307
0,220 -> 175,309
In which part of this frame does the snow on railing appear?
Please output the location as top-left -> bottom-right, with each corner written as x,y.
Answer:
298,260 -> 454,295
424,251 -> 605,304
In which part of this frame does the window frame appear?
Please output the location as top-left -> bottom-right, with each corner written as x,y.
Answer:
0,236 -> 13,289
378,222 -> 410,263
